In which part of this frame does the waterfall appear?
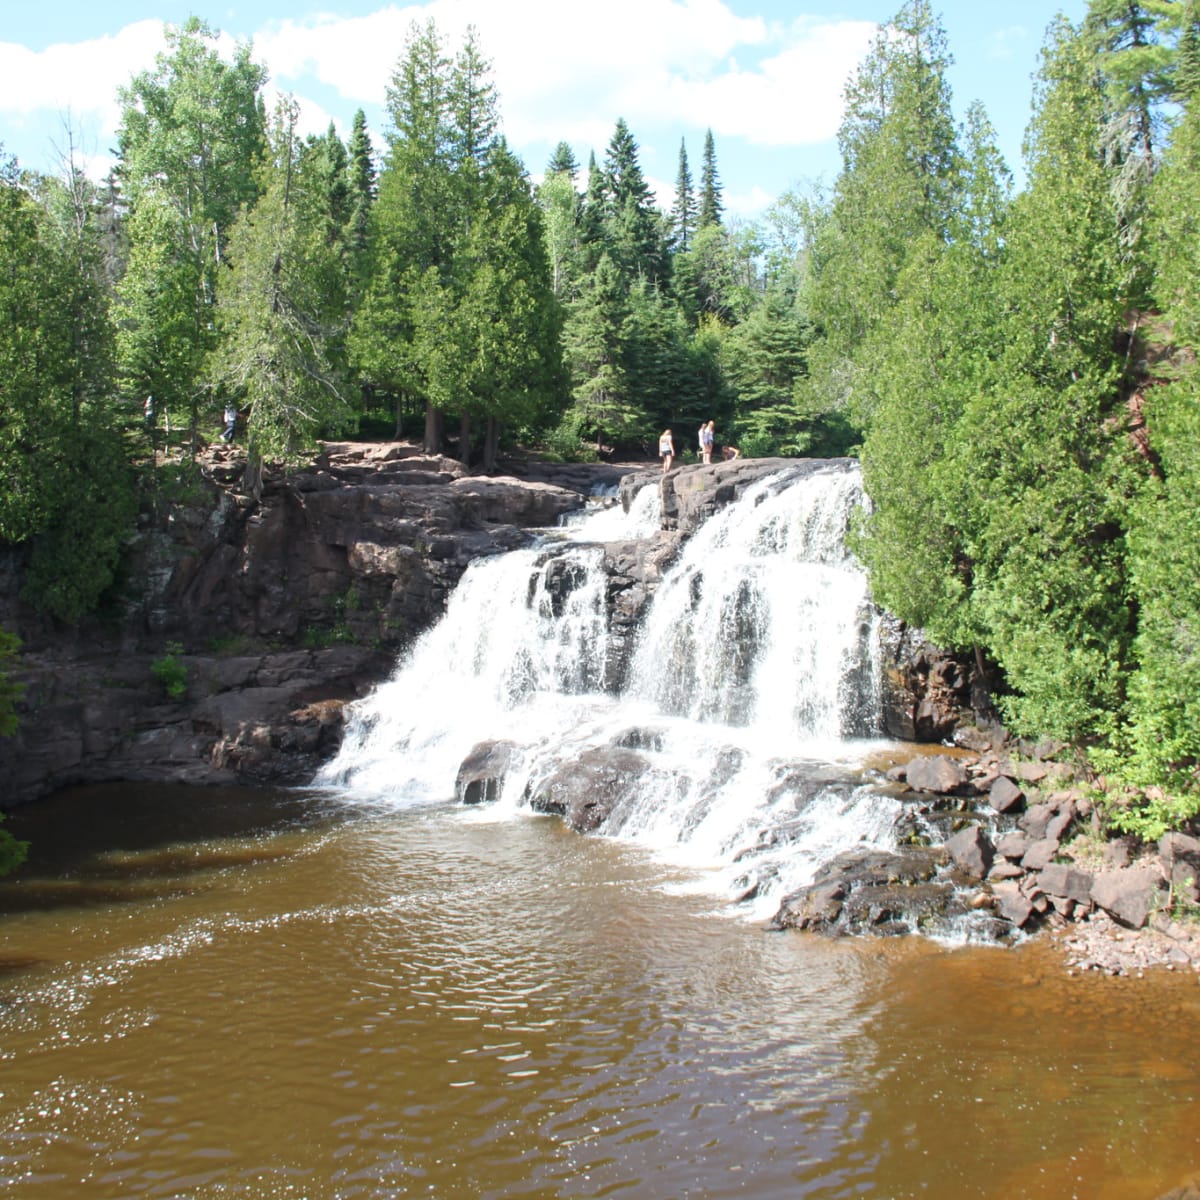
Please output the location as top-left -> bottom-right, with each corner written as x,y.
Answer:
316,462 -> 899,916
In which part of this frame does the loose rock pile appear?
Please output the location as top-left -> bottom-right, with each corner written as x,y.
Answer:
771,730 -> 1200,975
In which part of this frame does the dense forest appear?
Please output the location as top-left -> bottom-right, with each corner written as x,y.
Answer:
2,0 -> 1200,842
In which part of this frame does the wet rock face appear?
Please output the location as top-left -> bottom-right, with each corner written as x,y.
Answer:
526,745 -> 655,833
768,846 -> 975,938
456,740 -> 521,805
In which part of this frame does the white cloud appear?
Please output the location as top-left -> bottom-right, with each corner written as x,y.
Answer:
725,183 -> 777,217
256,2 -> 869,151
0,2 -> 874,195
0,21 -> 169,166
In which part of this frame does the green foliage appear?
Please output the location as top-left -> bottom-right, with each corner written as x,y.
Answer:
0,627 -> 23,738
1096,99 -> 1200,802
0,814 -> 28,879
1098,781 -> 1200,843
0,153 -> 138,623
698,129 -> 723,230
115,17 -> 268,430
151,641 -> 188,699
207,95 -> 357,463
808,0 -> 962,423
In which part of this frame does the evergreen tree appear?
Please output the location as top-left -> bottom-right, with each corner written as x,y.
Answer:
576,151 -> 607,275
961,16 -> 1136,740
208,96 -> 356,472
808,0 -> 961,423
350,19 -> 455,448
855,102 -> 1011,652
1176,0 -> 1200,99
345,109 -> 376,294
0,151 -> 136,622
563,252 -> 642,447
1102,57 -> 1200,819
601,118 -> 668,286
698,128 -> 723,228
670,138 -> 697,252
1085,0 -> 1178,300
546,141 -> 579,181
722,286 -> 818,455
453,142 -> 564,468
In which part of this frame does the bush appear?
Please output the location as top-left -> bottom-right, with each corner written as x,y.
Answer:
0,815 -> 27,879
151,641 -> 188,699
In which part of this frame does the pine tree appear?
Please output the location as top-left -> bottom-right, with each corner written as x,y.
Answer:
546,141 -> 579,182
346,109 -> 375,279
807,0 -> 961,423
1102,44 -> 1200,817
961,16 -> 1136,740
601,118 -> 668,286
698,129 -> 723,228
671,138 -> 697,252
350,19 -> 454,448
563,252 -> 642,447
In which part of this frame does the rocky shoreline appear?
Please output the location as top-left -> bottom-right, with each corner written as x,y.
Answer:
770,729 -> 1200,979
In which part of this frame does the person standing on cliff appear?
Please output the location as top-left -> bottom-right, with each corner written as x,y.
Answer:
659,429 -> 675,473
221,402 -> 238,444
699,420 -> 715,464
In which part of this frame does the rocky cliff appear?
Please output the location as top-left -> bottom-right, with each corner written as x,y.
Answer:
0,445 -> 968,806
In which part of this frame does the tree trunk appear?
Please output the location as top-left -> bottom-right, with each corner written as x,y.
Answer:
392,389 -> 403,440
423,402 -> 443,455
483,415 -> 500,473
459,411 -> 472,470
241,450 -> 264,504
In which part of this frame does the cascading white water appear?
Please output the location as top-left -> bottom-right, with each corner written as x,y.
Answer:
627,469 -> 879,744
317,463 -> 900,916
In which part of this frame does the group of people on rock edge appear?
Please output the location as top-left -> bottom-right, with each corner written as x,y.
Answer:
142,397 -> 241,444
658,422 -> 740,473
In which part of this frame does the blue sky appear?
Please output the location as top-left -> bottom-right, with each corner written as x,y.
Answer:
1,1 -> 1087,217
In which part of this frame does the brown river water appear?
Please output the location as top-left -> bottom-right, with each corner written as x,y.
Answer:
1,782 -> 1197,1199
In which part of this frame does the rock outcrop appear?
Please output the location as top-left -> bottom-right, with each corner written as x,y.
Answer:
0,442 -> 622,805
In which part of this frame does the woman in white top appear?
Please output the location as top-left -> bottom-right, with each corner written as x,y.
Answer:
658,429 -> 675,473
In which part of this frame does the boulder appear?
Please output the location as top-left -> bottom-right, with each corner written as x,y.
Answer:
1020,838 -> 1060,871
1020,802 -> 1059,840
768,846 -> 968,937
943,824 -> 995,878
905,754 -> 969,795
769,881 -> 846,933
1037,863 -> 1094,905
992,881 -> 1036,928
527,745 -> 653,833
1160,832 -> 1200,888
1090,866 -> 1164,929
875,618 -> 977,743
996,830 -> 1031,861
1044,804 -> 1076,842
456,740 -> 520,805
988,775 -> 1025,814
